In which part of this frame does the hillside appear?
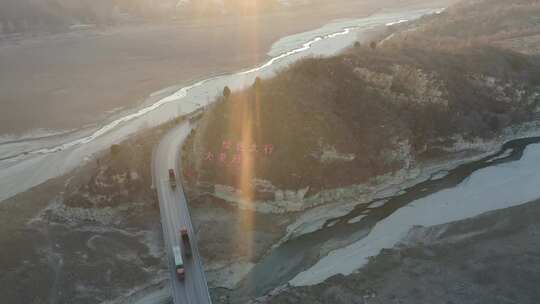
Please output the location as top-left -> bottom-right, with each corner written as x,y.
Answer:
381,0 -> 540,52
183,0 -> 540,204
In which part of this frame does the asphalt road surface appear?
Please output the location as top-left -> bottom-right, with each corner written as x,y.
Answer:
152,121 -> 212,304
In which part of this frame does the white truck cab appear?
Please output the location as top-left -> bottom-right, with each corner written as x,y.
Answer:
173,246 -> 185,280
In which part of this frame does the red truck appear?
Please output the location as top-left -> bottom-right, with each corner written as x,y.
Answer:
180,227 -> 192,257
168,169 -> 177,188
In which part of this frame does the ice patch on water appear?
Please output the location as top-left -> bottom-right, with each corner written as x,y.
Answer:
386,19 -> 408,26
486,148 -> 513,163
347,215 -> 367,224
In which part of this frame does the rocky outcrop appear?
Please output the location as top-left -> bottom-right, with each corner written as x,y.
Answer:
354,64 -> 448,107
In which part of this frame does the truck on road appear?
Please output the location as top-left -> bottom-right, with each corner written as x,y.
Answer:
168,169 -> 177,188
173,246 -> 185,281
180,227 -> 192,257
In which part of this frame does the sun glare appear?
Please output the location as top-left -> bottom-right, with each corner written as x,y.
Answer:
223,84 -> 265,259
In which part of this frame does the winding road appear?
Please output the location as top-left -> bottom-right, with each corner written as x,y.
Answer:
152,121 -> 212,304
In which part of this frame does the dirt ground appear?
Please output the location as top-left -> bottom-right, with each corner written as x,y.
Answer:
0,0 -> 456,136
